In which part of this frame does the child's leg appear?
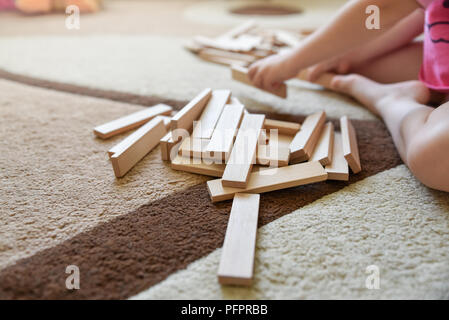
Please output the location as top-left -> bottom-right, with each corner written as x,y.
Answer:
351,42 -> 423,84
330,74 -> 449,192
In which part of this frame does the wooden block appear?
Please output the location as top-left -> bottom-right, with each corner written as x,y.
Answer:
264,118 -> 301,135
309,122 -> 334,166
160,131 -> 185,162
158,115 -> 172,130
231,65 -> 287,98
251,165 -> 272,173
256,133 -> 292,167
221,113 -> 265,188
325,132 -> 349,181
198,54 -> 249,68
198,48 -> 256,64
207,161 -> 328,202
160,132 -> 171,161
340,116 -> 361,173
259,129 -> 269,144
108,116 -> 171,158
172,156 -> 273,177
246,49 -> 272,59
184,40 -> 203,53
297,70 -> 335,89
159,131 -> 181,162
161,131 -> 187,162
110,117 -> 167,178
171,88 -> 212,133
273,30 -> 301,47
171,155 -> 225,177
192,90 -> 231,139
194,35 -> 261,52
203,98 -> 245,161
289,154 -> 309,164
94,104 -> 172,139
178,137 -> 210,159
289,111 -> 326,161
219,20 -> 257,39
218,193 -> 260,286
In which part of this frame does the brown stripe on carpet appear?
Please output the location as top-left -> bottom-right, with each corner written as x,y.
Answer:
0,68 -> 187,110
0,116 -> 402,300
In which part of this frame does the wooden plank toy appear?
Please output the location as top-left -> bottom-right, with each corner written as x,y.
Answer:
192,90 -> 231,140
273,30 -> 302,48
289,111 -> 326,162
194,35 -> 261,52
160,132 -> 172,161
198,54 -> 249,68
207,161 -> 328,202
158,115 -> 172,130
110,117 -> 167,178
264,118 -> 301,136
93,104 -> 172,139
171,88 -> 212,133
108,115 -> 171,158
259,129 -> 269,144
256,133 -> 292,167
340,116 -> 361,173
171,155 -> 225,177
309,122 -> 334,166
198,48 -> 256,64
218,20 -> 257,40
325,132 -> 349,181
203,98 -> 245,162
218,193 -> 260,286
297,69 -> 335,90
221,113 -> 265,188
184,40 -> 203,53
231,65 -> 287,98
178,137 -> 210,159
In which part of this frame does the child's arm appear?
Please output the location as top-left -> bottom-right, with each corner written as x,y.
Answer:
307,8 -> 425,81
249,0 -> 421,91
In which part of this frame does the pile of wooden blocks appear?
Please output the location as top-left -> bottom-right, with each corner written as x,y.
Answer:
186,20 -> 304,69
93,88 -> 361,286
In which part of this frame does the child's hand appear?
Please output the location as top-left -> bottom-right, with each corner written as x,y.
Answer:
306,56 -> 352,82
248,52 -> 298,92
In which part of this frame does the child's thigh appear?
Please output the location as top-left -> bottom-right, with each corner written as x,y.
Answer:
353,42 -> 423,84
408,101 -> 449,191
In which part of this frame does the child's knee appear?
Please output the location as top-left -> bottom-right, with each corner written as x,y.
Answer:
406,120 -> 449,192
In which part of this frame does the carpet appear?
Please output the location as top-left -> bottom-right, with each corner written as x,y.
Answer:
0,0 -> 448,300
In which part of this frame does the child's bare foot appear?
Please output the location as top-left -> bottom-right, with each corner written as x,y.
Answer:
330,74 -> 430,115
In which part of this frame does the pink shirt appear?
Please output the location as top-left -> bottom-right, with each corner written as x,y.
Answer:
0,0 -> 15,10
418,0 -> 449,92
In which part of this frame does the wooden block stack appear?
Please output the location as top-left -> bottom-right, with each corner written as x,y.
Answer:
186,20 -> 305,69
93,88 -> 362,286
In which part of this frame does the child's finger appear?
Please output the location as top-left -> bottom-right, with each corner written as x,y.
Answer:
337,61 -> 350,74
263,74 -> 275,91
308,64 -> 326,82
